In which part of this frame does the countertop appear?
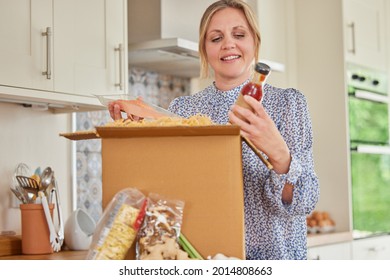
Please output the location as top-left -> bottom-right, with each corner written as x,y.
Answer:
307,231 -> 353,247
0,250 -> 87,260
0,231 -> 354,259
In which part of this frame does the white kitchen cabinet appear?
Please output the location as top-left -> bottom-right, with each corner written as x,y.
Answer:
0,0 -> 54,91
343,0 -> 387,71
352,235 -> 390,260
308,242 -> 352,260
0,0 -> 127,110
54,0 -> 127,96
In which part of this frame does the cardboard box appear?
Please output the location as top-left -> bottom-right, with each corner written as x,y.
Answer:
61,125 -> 245,259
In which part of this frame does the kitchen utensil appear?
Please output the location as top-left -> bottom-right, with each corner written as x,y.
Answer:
34,166 -> 41,176
10,187 -> 28,204
14,163 -> 31,178
12,163 -> 34,203
15,175 -> 39,200
39,167 -> 54,196
39,191 -> 61,252
50,178 -> 64,247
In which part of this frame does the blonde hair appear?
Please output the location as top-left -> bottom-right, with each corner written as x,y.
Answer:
199,0 -> 261,78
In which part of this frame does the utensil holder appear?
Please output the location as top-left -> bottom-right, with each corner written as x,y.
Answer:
20,203 -> 54,254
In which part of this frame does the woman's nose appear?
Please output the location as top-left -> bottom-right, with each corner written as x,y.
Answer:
222,37 -> 235,50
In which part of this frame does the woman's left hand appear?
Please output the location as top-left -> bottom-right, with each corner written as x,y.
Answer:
228,95 -> 291,174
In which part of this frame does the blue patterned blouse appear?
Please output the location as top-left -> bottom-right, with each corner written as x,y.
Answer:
168,81 -> 320,260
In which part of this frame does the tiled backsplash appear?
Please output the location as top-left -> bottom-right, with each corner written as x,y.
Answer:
75,68 -> 190,222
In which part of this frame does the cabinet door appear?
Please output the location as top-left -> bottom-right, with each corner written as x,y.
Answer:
353,236 -> 390,260
54,0 -> 127,96
308,242 -> 352,260
343,0 -> 387,70
106,0 -> 128,94
0,0 -> 53,90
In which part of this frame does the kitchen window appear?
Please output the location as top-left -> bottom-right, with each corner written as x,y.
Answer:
347,63 -> 390,237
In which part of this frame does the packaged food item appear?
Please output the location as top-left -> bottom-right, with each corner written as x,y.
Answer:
136,193 -> 186,260
86,188 -> 147,260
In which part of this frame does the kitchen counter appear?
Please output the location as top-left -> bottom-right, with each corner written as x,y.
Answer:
0,231 -> 353,259
0,250 -> 87,260
307,231 -> 353,247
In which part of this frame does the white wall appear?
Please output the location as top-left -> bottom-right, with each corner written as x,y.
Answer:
294,0 -> 352,232
0,102 -> 73,234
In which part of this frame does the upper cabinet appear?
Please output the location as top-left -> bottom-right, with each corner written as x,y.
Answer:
0,0 -> 127,111
0,0 -> 54,91
54,0 -> 127,96
343,0 -> 387,70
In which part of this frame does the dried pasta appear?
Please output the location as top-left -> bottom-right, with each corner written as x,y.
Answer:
89,204 -> 140,260
105,114 -> 214,127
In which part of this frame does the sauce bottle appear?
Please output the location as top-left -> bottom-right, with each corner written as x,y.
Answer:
233,62 -> 274,170
235,62 -> 271,113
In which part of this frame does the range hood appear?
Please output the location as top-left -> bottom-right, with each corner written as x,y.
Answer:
128,38 -> 200,78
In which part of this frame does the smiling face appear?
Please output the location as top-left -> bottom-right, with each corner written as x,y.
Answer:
205,7 -> 256,90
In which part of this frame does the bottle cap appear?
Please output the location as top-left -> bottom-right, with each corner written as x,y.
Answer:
255,62 -> 271,75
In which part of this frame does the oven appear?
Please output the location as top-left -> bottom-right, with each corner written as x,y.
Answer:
347,63 -> 390,237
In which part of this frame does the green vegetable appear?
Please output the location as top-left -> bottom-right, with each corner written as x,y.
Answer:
178,233 -> 204,260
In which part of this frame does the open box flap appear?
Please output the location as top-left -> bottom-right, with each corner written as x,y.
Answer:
96,125 -> 240,138
60,125 -> 240,140
59,130 -> 99,140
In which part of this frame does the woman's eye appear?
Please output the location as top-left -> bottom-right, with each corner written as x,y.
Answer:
234,33 -> 245,39
211,36 -> 222,43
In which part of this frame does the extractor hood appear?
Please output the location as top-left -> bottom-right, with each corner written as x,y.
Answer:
128,38 -> 200,78
127,0 -> 203,78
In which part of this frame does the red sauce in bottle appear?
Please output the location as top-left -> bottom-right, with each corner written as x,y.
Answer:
233,63 -> 270,121
240,82 -> 263,101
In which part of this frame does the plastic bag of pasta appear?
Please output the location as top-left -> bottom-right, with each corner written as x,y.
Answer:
86,188 -> 147,260
136,192 -> 185,260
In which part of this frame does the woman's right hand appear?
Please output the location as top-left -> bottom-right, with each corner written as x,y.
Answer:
108,100 -> 144,121
108,101 -> 123,120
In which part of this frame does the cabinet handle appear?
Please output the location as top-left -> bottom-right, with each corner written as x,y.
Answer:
368,246 -> 385,252
347,22 -> 356,55
115,44 -> 123,90
41,27 -> 52,80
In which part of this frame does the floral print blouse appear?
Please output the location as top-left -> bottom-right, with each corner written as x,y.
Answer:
168,81 -> 320,260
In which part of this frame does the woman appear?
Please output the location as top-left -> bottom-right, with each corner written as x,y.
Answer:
110,0 -> 319,260
168,0 -> 319,260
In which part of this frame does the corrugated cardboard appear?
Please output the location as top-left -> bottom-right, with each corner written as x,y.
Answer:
61,125 -> 245,259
